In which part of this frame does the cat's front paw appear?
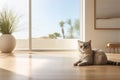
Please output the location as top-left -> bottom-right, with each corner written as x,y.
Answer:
73,63 -> 78,66
78,62 -> 89,66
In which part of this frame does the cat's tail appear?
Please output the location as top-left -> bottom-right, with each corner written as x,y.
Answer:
107,60 -> 120,66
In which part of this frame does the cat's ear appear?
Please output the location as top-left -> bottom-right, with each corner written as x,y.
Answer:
78,40 -> 80,45
88,40 -> 91,45
78,40 -> 83,45
88,40 -> 91,43
78,40 -> 80,43
78,40 -> 82,43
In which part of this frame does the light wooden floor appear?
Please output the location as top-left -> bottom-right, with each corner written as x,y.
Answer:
0,51 -> 120,80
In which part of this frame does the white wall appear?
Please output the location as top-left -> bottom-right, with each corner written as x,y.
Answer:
85,0 -> 120,52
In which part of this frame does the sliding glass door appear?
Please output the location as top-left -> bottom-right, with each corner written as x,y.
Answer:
0,0 -> 81,50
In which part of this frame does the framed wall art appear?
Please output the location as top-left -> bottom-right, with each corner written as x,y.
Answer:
94,0 -> 120,30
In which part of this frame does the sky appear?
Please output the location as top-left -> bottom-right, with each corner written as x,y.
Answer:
32,0 -> 80,38
0,0 -> 80,39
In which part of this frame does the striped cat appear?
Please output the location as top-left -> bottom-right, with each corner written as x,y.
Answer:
74,40 -> 120,66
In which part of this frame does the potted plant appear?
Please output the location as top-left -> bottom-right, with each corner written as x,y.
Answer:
0,9 -> 19,53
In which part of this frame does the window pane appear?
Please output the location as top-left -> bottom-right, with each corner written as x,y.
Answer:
32,0 -> 80,49
32,0 -> 80,39
0,0 -> 29,50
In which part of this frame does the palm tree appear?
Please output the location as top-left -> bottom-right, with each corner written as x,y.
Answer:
66,19 -> 73,38
59,21 -> 65,39
74,19 -> 80,31
73,19 -> 80,38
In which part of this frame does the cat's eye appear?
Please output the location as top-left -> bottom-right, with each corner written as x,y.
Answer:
84,45 -> 87,48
